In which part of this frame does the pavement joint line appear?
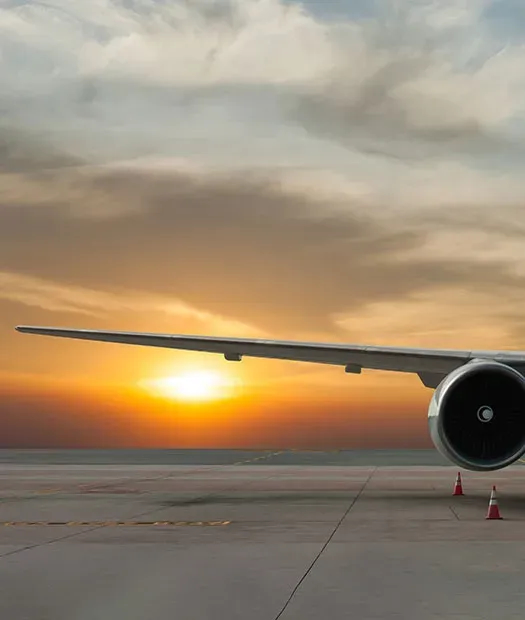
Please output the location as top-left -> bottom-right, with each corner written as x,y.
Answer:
0,519 -> 121,560
274,466 -> 377,620
449,505 -> 460,520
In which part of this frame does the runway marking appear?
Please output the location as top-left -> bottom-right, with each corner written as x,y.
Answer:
0,520 -> 231,527
233,451 -> 285,466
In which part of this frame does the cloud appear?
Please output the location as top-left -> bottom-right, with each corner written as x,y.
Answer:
0,0 -> 334,87
2,1 -> 525,345
0,270 -> 263,335
1,1 -> 322,165
291,1 -> 525,160
333,288 -> 521,350
0,125 -> 82,172
3,0 -> 525,167
3,155 -> 525,338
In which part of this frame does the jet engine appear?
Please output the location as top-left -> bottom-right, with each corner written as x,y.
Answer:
428,359 -> 525,471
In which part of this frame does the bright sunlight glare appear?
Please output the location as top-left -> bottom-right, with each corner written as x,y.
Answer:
139,371 -> 240,402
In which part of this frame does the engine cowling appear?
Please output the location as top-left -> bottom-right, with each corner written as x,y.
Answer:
428,359 -> 525,471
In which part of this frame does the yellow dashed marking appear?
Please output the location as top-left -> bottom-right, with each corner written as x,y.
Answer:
0,520 -> 231,527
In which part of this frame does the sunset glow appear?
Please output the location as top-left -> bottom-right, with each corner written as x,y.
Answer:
140,371 -> 240,402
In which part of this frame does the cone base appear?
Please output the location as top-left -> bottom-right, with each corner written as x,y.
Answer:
486,505 -> 503,519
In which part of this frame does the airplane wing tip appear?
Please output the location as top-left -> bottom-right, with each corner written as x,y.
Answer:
16,326 -> 44,334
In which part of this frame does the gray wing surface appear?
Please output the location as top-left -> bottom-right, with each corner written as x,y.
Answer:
17,326 -> 525,389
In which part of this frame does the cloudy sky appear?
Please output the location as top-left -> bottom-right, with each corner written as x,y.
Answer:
2,0 -> 525,448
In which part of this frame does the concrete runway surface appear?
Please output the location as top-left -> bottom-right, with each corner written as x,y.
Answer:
1,450 -> 525,619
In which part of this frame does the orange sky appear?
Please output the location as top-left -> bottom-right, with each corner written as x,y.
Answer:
0,365 -> 429,449
2,0 -> 525,448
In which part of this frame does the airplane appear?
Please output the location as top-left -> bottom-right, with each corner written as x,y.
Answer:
15,324 -> 525,472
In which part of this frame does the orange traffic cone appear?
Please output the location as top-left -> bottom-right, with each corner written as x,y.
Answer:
453,472 -> 464,496
486,485 -> 503,520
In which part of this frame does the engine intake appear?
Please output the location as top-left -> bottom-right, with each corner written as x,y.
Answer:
428,360 -> 525,471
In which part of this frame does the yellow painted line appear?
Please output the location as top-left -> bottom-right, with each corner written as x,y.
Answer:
0,520 -> 231,527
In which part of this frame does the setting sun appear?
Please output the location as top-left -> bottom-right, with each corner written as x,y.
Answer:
139,371 -> 240,402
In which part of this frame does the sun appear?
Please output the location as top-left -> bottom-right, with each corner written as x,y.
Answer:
140,370 -> 239,402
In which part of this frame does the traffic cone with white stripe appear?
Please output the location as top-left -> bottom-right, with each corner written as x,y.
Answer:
453,472 -> 463,496
486,485 -> 503,520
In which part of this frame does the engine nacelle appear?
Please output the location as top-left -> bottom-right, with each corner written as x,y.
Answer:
428,359 -> 525,471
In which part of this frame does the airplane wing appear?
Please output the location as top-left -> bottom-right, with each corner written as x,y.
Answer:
17,325 -> 525,389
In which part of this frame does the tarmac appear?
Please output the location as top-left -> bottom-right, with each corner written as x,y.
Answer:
1,449 -> 525,619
